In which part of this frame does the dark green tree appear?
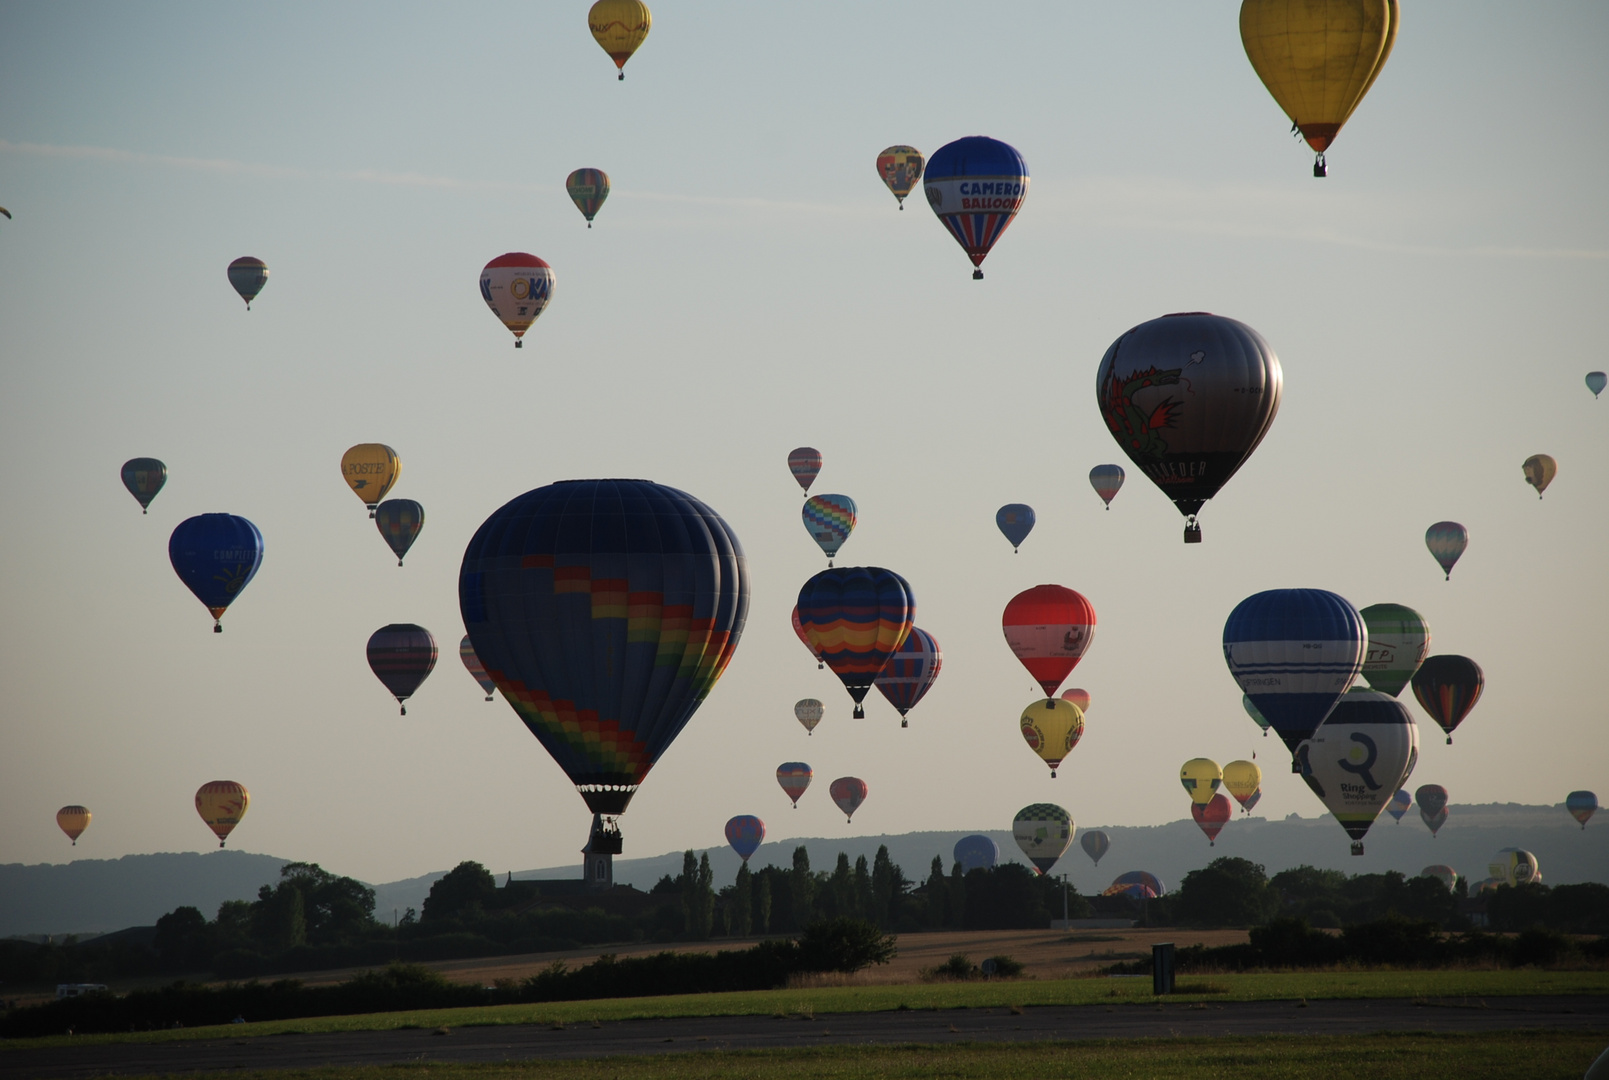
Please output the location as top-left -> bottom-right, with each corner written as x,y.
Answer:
924,856 -> 948,928
853,855 -> 875,921
731,863 -> 753,938
756,871 -> 772,934
694,853 -> 715,939
871,846 -> 895,926
948,862 -> 967,929
828,853 -> 854,919
153,906 -> 208,970
1174,857 -> 1277,927
421,862 -> 498,924
790,847 -> 815,930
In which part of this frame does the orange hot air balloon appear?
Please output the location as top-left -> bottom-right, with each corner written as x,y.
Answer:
57,805 -> 91,845
195,781 -> 250,848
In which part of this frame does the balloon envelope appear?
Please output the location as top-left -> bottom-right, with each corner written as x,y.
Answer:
341,444 -> 400,514
1588,371 -> 1607,398
460,635 -> 496,700
1358,603 -> 1430,698
954,834 -> 1000,873
1566,790 -> 1598,829
922,135 -> 1028,278
1296,688 -> 1420,854
995,504 -> 1036,551
777,762 -> 812,807
1180,758 -> 1223,806
1421,865 -> 1458,892
1019,698 -> 1084,777
1223,760 -> 1262,812
374,499 -> 424,565
56,806 -> 90,845
1425,522 -> 1468,580
797,566 -> 914,718
1096,312 -> 1281,541
1415,783 -> 1449,836
1106,870 -> 1164,897
120,458 -> 167,513
1002,585 -> 1096,698
1242,694 -> 1272,735
1060,688 -> 1090,713
725,815 -> 765,863
227,256 -> 268,308
874,626 -> 942,725
787,447 -> 822,494
791,606 -> 819,667
1192,794 -> 1233,845
801,494 -> 856,562
1410,655 -> 1484,743
1012,804 -> 1073,875
1088,464 -> 1124,508
1489,847 -> 1539,887
876,145 -> 924,207
1386,788 -> 1412,822
367,623 -> 438,714
588,0 -> 650,78
829,776 -> 867,821
480,253 -> 555,347
458,479 -> 749,817
1080,829 -> 1109,866
794,698 -> 824,734
1522,454 -> 1557,498
168,514 -> 263,631
565,168 -> 610,225
195,780 -> 249,847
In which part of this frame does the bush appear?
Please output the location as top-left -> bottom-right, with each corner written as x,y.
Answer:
795,918 -> 897,973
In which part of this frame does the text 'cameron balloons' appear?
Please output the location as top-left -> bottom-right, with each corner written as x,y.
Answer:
830,776 -> 867,822
1566,791 -> 1597,830
1223,589 -> 1366,765
57,806 -> 90,845
876,145 -> 924,208
375,499 -> 424,566
1386,788 -> 1412,822
1096,312 -> 1282,543
787,448 -> 822,495
1019,697 -> 1084,778
1522,454 -> 1557,499
121,458 -> 166,514
480,253 -> 555,347
1425,522 -> 1467,580
342,444 -> 400,517
922,136 -> 1028,279
1002,585 -> 1096,698
1089,464 -> 1124,509
797,566 -> 913,718
1223,760 -> 1263,813
725,815 -> 765,863
195,781 -> 249,848
459,479 -> 749,820
995,504 -> 1035,552
1239,0 -> 1398,177
227,257 -> 268,309
801,494 -> 856,565
460,635 -> 496,701
1061,688 -> 1090,713
874,626 -> 942,727
589,0 -> 650,80
1359,603 -> 1430,698
1180,758 -> 1222,806
1588,372 -> 1607,398
367,624 -> 438,715
1416,784 -> 1449,836
794,698 -> 823,735
169,514 -> 263,632
1296,688 -> 1419,855
1080,829 -> 1109,866
954,834 -> 999,873
566,168 -> 610,227
1013,804 -> 1073,875
1193,794 -> 1232,846
777,762 -> 812,807
1411,655 -> 1483,744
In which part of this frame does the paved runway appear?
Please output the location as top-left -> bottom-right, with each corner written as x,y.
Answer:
3,996 -> 1605,1078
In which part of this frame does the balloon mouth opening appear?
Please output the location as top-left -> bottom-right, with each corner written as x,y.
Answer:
578,784 -> 638,815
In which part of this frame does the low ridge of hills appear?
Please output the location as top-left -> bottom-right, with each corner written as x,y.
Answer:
4,804 -> 1600,938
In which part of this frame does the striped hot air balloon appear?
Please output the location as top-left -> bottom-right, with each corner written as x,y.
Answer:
797,567 -> 914,719
565,168 -> 611,227
788,447 -> 822,494
1080,829 -> 1109,867
776,762 -> 812,807
1088,464 -> 1124,509
801,494 -> 856,565
460,635 -> 496,701
56,806 -> 91,845
1566,791 -> 1597,830
366,624 -> 438,715
1002,585 -> 1095,699
873,626 -> 942,727
1411,655 -> 1483,744
1424,522 -> 1468,580
922,136 -> 1028,279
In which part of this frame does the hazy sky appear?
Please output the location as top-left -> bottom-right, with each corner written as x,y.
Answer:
2,2 -> 1605,887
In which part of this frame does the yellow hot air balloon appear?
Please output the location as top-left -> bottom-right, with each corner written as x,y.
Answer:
1180,758 -> 1223,805
589,0 -> 651,81
1522,454 -> 1556,499
1239,0 -> 1399,176
195,781 -> 250,848
56,805 -> 91,845
341,444 -> 400,518
1018,698 -> 1084,778
1223,759 -> 1263,813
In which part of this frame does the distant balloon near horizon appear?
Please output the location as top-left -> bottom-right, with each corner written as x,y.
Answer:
1095,312 -> 1281,543
1080,829 -> 1109,866
1358,603 -> 1430,698
366,623 -> 438,715
874,626 -> 942,728
1421,864 -> 1458,892
1012,804 -> 1073,875
922,135 -> 1028,279
1192,793 -> 1232,846
1060,688 -> 1090,714
1489,847 -> 1539,888
794,698 -> 824,735
1425,522 -> 1468,580
1019,697 -> 1084,778
1566,791 -> 1597,830
1522,454 -> 1556,499
801,494 -> 856,565
226,256 -> 268,308
953,834 -> 1000,873
459,635 -> 495,701
565,168 -> 610,227
797,566 -> 914,719
1002,585 -> 1096,699
56,806 -> 90,846
168,513 -> 263,632
341,444 -> 400,518
1296,688 -> 1420,856
1088,464 -> 1124,509
120,458 -> 167,514
1416,783 -> 1449,837
1223,760 -> 1262,814
1386,788 -> 1412,823
374,499 -> 424,566
588,0 -> 650,80
995,504 -> 1035,552
776,763 -> 812,808
787,447 -> 822,495
1106,870 -> 1165,898
1179,758 -> 1223,806
195,781 -> 249,848
1588,371 -> 1607,398
1411,655 -> 1484,744
724,815 -> 764,864
480,253 -> 554,348
829,776 -> 868,822
875,145 -> 924,209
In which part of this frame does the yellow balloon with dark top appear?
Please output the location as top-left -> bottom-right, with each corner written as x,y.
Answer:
1180,757 -> 1223,805
589,0 -> 651,80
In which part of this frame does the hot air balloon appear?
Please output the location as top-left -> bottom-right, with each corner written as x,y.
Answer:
120,458 -> 167,514
1358,603 -> 1430,698
777,762 -> 812,807
227,257 -> 268,309
1239,0 -> 1399,177
802,494 -> 856,565
367,624 -> 438,715
1420,865 -> 1458,892
1002,585 -> 1096,698
954,834 -> 1000,873
1180,758 -> 1223,806
1012,804 -> 1073,875
1105,871 -> 1164,898
1522,454 -> 1557,499
1192,794 -> 1232,846
0,207 -> 10,219
169,514 -> 263,632
589,0 -> 650,80
1223,589 -> 1366,767
1416,784 -> 1449,837
341,444 -> 400,517
565,168 -> 610,227
1223,760 -> 1263,813
1489,848 -> 1539,887
995,504 -> 1035,552
794,698 -> 824,735
788,448 -> 822,495
1080,829 -> 1109,866
797,566 -> 914,718
1019,697 -> 1084,778
1567,791 -> 1598,829
876,145 -> 925,209
1385,788 -> 1411,823
56,806 -> 90,846
1242,694 -> 1272,737
791,606 -> 822,668
1588,372 -> 1607,399
1096,313 -> 1282,542
922,136 -> 1028,279
830,776 -> 867,822
1411,655 -> 1483,744
458,479 -> 748,840
1425,522 -> 1467,580
460,635 -> 496,701
1088,465 -> 1124,509
374,499 -> 424,566
1295,688 -> 1419,855
480,253 -> 555,348
1061,688 -> 1090,713
195,781 -> 249,848
725,815 -> 765,863
874,626 -> 942,727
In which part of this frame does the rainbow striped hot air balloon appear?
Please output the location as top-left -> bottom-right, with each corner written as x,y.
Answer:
565,168 -> 610,227
802,494 -> 856,566
873,626 -> 941,727
1411,655 -> 1484,744
787,448 -> 822,495
797,566 -> 914,719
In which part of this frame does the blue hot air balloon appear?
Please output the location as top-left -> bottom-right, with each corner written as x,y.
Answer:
873,625 -> 941,728
1223,589 -> 1366,770
725,815 -> 765,863
797,566 -> 914,719
995,504 -> 1036,552
1386,788 -> 1412,823
168,514 -> 264,632
922,136 -> 1029,279
459,480 -> 749,833
953,834 -> 999,873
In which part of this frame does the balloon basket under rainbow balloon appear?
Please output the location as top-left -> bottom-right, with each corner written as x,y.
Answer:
1350,841 -> 1364,856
